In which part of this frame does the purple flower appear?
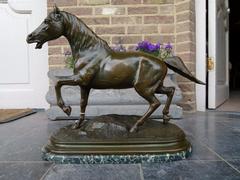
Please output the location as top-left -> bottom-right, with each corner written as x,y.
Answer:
136,40 -> 173,59
165,43 -> 172,50
155,42 -> 161,49
136,41 -> 160,52
148,44 -> 156,52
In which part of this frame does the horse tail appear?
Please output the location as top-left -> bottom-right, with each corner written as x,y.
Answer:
164,56 -> 205,85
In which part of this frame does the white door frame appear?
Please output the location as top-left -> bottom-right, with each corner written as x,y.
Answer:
195,0 -> 207,111
0,0 -> 49,109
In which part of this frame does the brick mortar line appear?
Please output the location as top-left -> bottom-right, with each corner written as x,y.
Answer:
139,23 -> 175,26
48,45 -> 68,48
60,47 -> 65,54
175,10 -> 194,14
176,51 -> 196,54
90,14 -> 146,17
177,51 -> 196,54
176,31 -> 195,36
141,14 -> 174,17
49,55 -> 65,57
177,44 -> 195,50
175,10 -> 194,15
174,0 -> 177,53
127,33 -> 175,36
50,5 -> 174,9
128,13 -> 162,16
175,0 -> 191,4
176,41 -> 195,45
49,65 -> 65,67
49,46 -> 63,48
105,14 -> 174,18
176,31 -> 195,35
176,20 -> 194,25
127,24 -> 174,27
109,4 -> 174,7
110,34 -> 174,37
72,23 -> 175,27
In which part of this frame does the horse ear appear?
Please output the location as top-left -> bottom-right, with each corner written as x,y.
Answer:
53,4 -> 60,14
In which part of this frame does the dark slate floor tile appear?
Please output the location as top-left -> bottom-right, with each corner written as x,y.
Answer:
0,128 -> 51,161
42,164 -> 143,180
142,160 -> 240,180
186,136 -> 220,160
0,162 -> 52,180
227,159 -> 240,172
174,113 -> 240,159
0,112 -> 73,161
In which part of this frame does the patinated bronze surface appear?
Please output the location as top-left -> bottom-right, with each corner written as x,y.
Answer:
44,115 -> 190,155
27,6 -> 205,133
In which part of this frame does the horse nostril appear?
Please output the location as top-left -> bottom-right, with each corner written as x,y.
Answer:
27,33 -> 34,43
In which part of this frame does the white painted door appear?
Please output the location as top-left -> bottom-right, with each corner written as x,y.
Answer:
208,0 -> 229,109
0,0 -> 49,109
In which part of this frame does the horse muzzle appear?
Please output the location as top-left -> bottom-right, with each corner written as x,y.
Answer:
26,33 -> 35,43
26,33 -> 44,49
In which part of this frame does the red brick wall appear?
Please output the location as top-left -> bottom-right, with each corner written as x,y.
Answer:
175,0 -> 196,112
47,0 -> 196,111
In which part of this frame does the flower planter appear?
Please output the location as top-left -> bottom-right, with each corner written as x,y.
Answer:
46,68 -> 183,120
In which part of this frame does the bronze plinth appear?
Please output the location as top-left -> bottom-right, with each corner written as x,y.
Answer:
43,115 -> 191,156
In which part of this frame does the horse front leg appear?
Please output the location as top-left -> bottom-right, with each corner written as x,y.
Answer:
72,87 -> 90,129
55,78 -> 79,116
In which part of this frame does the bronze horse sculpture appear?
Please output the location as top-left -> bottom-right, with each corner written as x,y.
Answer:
27,6 -> 205,132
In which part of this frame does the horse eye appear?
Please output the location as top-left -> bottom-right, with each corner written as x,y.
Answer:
44,19 -> 51,24
54,14 -> 61,20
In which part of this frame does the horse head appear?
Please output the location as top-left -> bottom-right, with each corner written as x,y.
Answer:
26,5 -> 64,49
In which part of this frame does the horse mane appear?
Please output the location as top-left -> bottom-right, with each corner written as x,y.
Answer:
61,11 -> 112,51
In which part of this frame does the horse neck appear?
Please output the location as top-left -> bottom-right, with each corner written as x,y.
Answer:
62,14 -> 111,59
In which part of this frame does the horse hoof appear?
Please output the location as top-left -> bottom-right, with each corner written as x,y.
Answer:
129,126 -> 138,133
71,121 -> 81,129
63,106 -> 72,116
163,115 -> 171,124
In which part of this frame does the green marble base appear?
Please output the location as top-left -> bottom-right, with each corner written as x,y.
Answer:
42,115 -> 192,164
42,148 -> 192,164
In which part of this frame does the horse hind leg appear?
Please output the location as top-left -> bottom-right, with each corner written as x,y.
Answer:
155,85 -> 175,124
130,86 -> 160,133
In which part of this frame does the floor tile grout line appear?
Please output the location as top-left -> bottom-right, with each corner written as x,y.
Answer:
187,134 -> 240,173
40,163 -> 55,180
138,164 -> 145,180
202,144 -> 240,174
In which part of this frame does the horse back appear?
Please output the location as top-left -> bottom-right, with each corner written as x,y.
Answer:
89,52 -> 166,89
